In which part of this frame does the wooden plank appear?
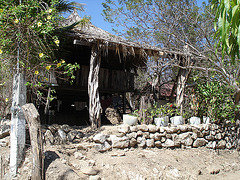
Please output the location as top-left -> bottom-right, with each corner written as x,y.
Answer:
22,103 -> 44,180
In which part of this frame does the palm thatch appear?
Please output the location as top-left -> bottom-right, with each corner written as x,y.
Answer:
61,10 -> 184,61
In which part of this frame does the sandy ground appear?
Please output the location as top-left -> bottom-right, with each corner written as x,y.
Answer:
1,126 -> 240,180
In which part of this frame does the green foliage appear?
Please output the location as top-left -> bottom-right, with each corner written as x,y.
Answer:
212,0 -> 240,63
195,81 -> 239,123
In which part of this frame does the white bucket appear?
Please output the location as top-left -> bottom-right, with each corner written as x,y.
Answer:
189,116 -> 201,125
154,116 -> 169,127
170,116 -> 184,125
123,114 -> 138,126
203,116 -> 210,124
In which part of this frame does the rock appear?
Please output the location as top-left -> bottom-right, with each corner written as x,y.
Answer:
118,125 -> 130,134
48,124 -> 60,134
57,128 -> 67,143
217,140 -> 226,149
93,133 -> 108,144
44,130 -> 55,144
0,139 -> 8,147
130,126 -> 138,132
148,125 -> 159,133
205,135 -> 215,141
95,141 -> 111,152
226,142 -> 232,149
166,134 -> 172,139
46,159 -> 81,180
159,127 -> 165,133
137,130 -> 143,136
193,138 -> 208,148
77,143 -> 94,150
162,139 -> 175,148
105,107 -> 121,124
137,137 -> 146,147
178,125 -> 188,132
76,132 -> 85,139
215,133 -> 222,140
74,152 -> 84,160
202,130 -> 209,136
146,139 -> 154,147
149,133 -> 155,139
154,133 -> 162,141
165,127 -> 173,134
126,132 -> 137,139
89,175 -> 101,180
161,137 -> 166,143
210,130 -> 216,136
166,168 -> 180,179
208,166 -> 220,174
61,124 -> 71,133
191,133 -> 198,140
137,124 -> 148,132
143,132 -> 150,139
110,135 -> 129,149
171,126 -> 178,133
155,141 -> 162,148
0,124 -> 10,139
67,130 -> 78,142
129,138 -> 137,147
174,132 -> 193,146
81,167 -> 98,175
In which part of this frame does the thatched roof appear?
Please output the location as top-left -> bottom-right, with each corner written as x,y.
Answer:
61,10 -> 172,59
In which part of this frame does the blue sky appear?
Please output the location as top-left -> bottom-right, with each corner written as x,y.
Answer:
73,0 -> 206,34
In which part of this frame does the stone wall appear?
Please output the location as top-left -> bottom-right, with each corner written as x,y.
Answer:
43,122 -> 240,152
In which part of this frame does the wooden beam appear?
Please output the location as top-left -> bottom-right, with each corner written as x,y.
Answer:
88,44 -> 102,128
22,103 -> 44,180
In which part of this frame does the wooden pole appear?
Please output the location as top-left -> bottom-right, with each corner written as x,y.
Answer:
88,44 -> 102,128
22,103 -> 44,180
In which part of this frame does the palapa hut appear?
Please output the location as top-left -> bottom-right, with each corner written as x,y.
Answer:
44,10 -> 189,128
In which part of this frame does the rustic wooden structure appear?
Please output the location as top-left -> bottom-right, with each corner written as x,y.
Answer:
22,103 -> 44,180
40,10 -> 192,127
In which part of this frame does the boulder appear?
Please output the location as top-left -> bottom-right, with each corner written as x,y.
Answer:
217,140 -> 226,149
118,125 -> 130,134
74,152 -> 84,160
174,132 -> 193,146
155,141 -> 162,148
44,130 -> 55,144
137,124 -> 148,132
57,128 -> 67,143
129,138 -> 137,147
81,167 -> 98,175
110,135 -> 129,149
148,125 -> 159,133
130,126 -> 138,132
162,139 -> 175,148
67,130 -> 78,142
93,133 -> 108,144
126,132 -> 137,139
95,141 -> 111,152
105,107 -> 122,124
137,137 -> 146,147
61,124 -> 71,133
193,138 -> 208,148
0,124 -> 10,139
146,139 -> 155,147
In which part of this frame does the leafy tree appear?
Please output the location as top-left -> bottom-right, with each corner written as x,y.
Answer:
0,0 -> 83,117
211,0 -> 240,63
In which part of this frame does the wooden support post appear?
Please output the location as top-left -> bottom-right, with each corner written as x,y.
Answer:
123,93 -> 126,114
22,103 -> 44,180
88,44 -> 102,128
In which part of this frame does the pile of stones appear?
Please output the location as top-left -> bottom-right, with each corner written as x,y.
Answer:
92,123 -> 240,152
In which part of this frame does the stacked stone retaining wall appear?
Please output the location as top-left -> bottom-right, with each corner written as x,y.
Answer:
43,123 -> 240,152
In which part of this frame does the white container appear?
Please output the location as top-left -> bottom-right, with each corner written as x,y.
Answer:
154,116 -> 169,127
170,116 -> 184,125
203,116 -> 210,124
189,116 -> 201,125
123,114 -> 138,126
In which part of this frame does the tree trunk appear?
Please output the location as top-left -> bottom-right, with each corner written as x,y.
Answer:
88,45 -> 102,128
22,103 -> 44,180
175,46 -> 193,114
